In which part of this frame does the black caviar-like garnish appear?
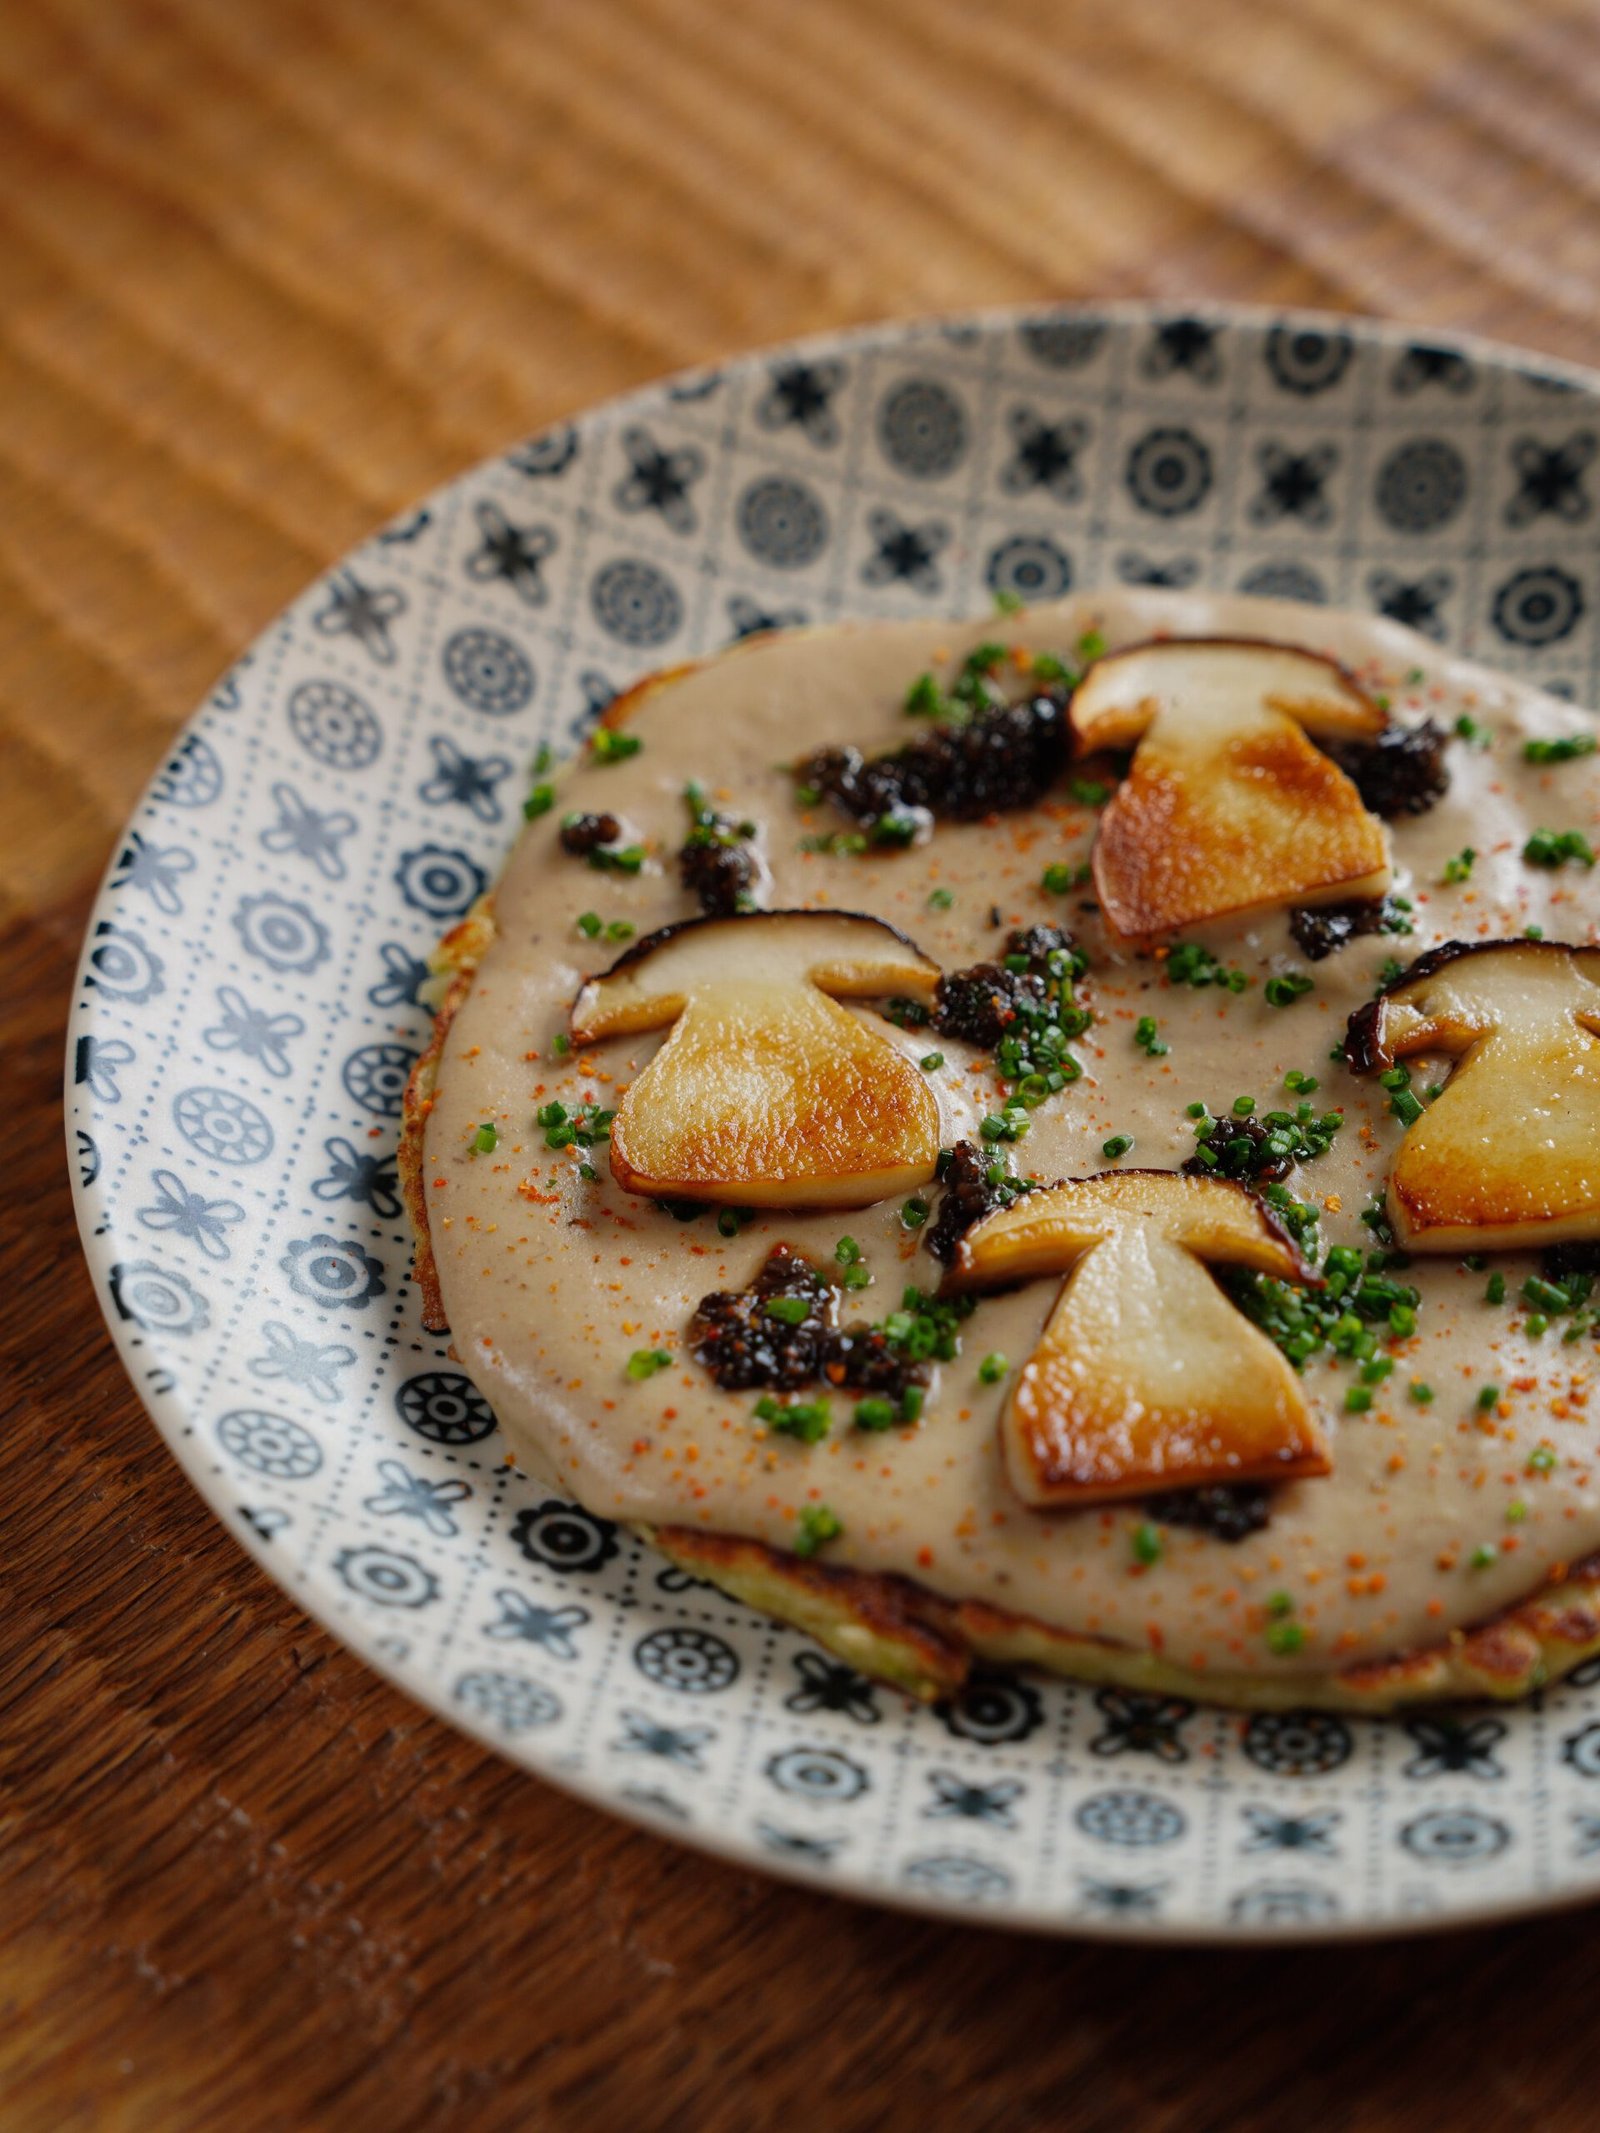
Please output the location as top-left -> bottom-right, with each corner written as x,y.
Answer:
1141,1483 -> 1271,1543
680,839 -> 756,916
798,689 -> 1071,829
932,923 -> 1089,1091
689,1244 -> 930,1402
1329,718 -> 1449,819
1543,1241 -> 1600,1281
690,1244 -> 833,1390
559,811 -> 622,856
925,1140 -> 1035,1264
678,783 -> 759,917
1289,898 -> 1390,961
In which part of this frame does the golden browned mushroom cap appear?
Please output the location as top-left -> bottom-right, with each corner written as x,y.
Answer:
1345,940 -> 1600,1253
570,910 -> 943,1208
942,1171 -> 1331,1509
1071,638 -> 1392,940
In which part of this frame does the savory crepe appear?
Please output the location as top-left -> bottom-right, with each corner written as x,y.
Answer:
402,591 -> 1600,1710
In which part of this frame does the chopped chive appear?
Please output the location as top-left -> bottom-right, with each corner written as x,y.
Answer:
1101,1134 -> 1134,1159
1440,847 -> 1476,885
853,1396 -> 899,1431
978,1352 -> 1008,1385
764,1295 -> 811,1325
757,1397 -> 831,1444
919,1051 -> 945,1072
576,911 -> 602,938
794,1503 -> 843,1556
1486,1272 -> 1506,1305
552,1032 -> 571,1055
1528,1445 -> 1559,1474
1477,1384 -> 1501,1412
716,1208 -> 744,1238
1132,1522 -> 1163,1566
1264,971 -> 1314,1009
834,1236 -> 862,1266
1524,827 -> 1596,869
471,1121 -> 498,1154
591,728 -> 642,763
626,1348 -> 673,1380
1524,732 -> 1596,763
1468,1541 -> 1498,1570
1506,1499 -> 1528,1524
1069,777 -> 1111,808
1232,1095 -> 1256,1117
1267,1591 -> 1295,1619
1134,1015 -> 1169,1057
1283,1070 -> 1319,1095
927,886 -> 955,910
1454,713 -> 1492,749
605,919 -> 635,942
1265,1621 -> 1306,1656
1344,1385 -> 1373,1413
1409,1381 -> 1435,1405
900,1197 -> 930,1230
523,783 -> 556,819
993,586 -> 1025,614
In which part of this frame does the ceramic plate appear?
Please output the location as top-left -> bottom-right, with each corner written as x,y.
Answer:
67,304 -> 1600,1941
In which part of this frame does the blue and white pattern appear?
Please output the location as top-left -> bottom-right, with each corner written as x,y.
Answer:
67,305 -> 1600,1942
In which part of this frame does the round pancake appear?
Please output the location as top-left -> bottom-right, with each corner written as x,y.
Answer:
407,589 -> 1600,1708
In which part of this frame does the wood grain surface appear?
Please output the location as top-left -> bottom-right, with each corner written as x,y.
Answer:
10,0 -> 1600,2125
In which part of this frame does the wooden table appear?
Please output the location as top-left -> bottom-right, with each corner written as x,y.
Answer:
9,0 -> 1600,2123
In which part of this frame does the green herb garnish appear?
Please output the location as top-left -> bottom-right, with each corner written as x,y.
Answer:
794,1503 -> 843,1556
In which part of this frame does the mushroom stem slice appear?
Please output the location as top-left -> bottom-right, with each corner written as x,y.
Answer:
944,1171 -> 1330,1509
1345,939 -> 1600,1253
570,910 -> 944,1209
1069,638 -> 1392,940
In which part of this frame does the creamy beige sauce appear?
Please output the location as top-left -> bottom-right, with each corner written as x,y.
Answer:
425,591 -> 1600,1681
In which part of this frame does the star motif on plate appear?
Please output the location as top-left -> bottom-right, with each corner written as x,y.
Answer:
312,569 -> 407,664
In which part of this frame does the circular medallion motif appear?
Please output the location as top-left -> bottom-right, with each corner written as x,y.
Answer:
1242,1712 -> 1354,1779
1075,1791 -> 1187,1848
173,1085 -> 274,1166
231,893 -> 329,976
1264,325 -> 1354,395
395,1371 -> 498,1446
734,478 -> 829,570
216,1408 -> 323,1481
286,678 -> 382,769
1492,564 -> 1586,647
454,1671 -> 562,1733
634,1627 -> 740,1695
511,1499 -> 620,1575
1374,438 -> 1469,533
984,534 -> 1072,603
1125,427 -> 1213,517
589,558 -> 685,643
765,1746 -> 869,1802
877,378 -> 968,478
334,1546 -> 440,1609
440,626 -> 536,715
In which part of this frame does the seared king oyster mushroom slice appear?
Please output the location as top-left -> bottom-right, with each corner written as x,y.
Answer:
570,909 -> 944,1207
1345,939 -> 1600,1253
941,1170 -> 1331,1509
1071,637 -> 1393,939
